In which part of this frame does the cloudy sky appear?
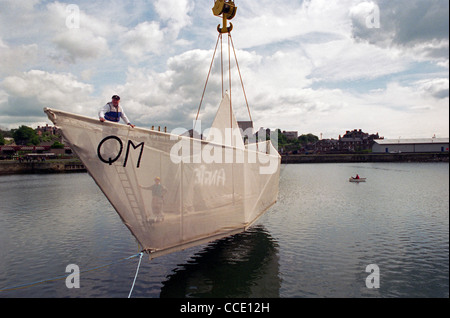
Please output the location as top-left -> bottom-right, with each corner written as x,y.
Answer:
0,0 -> 448,139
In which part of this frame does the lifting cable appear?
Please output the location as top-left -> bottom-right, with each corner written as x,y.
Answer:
194,33 -> 221,132
229,33 -> 252,122
194,31 -> 253,131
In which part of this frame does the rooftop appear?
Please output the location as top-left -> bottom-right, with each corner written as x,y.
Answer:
374,138 -> 449,145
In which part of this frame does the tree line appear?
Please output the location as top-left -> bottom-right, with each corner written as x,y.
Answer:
0,126 -> 62,147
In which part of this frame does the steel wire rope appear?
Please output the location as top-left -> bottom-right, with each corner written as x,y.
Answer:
194,33 -> 221,132
229,33 -> 252,122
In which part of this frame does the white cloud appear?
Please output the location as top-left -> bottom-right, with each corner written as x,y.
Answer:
413,78 -> 449,99
0,0 -> 447,140
53,30 -> 110,63
0,70 -> 96,119
304,37 -> 408,82
120,0 -> 194,61
121,21 -> 165,61
104,49 -> 218,127
154,0 -> 193,37
45,2 -> 114,63
0,40 -> 38,76
338,80 -> 450,138
350,0 -> 449,63
0,0 -> 43,37
231,0 -> 354,50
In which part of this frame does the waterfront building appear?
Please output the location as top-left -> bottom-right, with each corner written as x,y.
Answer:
372,138 -> 450,153
313,139 -> 339,153
338,129 -> 380,152
36,124 -> 60,136
282,131 -> 298,140
237,121 -> 253,134
313,129 -> 380,154
238,121 -> 254,144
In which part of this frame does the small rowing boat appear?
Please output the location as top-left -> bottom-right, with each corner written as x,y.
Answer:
349,177 -> 366,182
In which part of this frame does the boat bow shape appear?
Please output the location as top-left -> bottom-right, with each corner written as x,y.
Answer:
44,95 -> 280,259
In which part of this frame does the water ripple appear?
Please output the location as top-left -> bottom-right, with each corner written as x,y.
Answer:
1,163 -> 448,297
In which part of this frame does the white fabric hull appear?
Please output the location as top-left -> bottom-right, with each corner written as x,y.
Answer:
44,107 -> 280,259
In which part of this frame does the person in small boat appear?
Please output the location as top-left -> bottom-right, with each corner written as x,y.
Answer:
355,174 -> 360,179
142,177 -> 167,222
99,95 -> 135,127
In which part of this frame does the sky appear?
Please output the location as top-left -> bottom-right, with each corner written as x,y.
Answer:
0,0 -> 448,139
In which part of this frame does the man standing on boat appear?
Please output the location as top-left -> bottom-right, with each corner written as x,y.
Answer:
99,95 -> 135,127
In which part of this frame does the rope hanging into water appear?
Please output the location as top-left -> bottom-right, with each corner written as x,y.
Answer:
0,252 -> 143,297
128,252 -> 144,298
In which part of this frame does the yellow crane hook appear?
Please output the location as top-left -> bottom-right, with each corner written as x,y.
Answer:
212,0 -> 237,33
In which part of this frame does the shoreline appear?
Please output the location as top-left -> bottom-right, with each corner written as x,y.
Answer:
281,152 -> 449,164
0,152 -> 448,175
0,159 -> 86,175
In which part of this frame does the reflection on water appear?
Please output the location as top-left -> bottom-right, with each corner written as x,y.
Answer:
160,225 -> 280,298
0,163 -> 448,298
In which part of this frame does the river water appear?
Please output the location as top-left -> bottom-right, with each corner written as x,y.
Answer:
0,162 -> 448,298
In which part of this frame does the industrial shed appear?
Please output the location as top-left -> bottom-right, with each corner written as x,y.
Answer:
372,138 -> 449,153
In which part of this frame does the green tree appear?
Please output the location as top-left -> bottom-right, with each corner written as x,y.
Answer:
0,131 -> 5,145
277,129 -> 288,146
298,133 -> 319,145
51,141 -> 65,149
12,126 -> 40,146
